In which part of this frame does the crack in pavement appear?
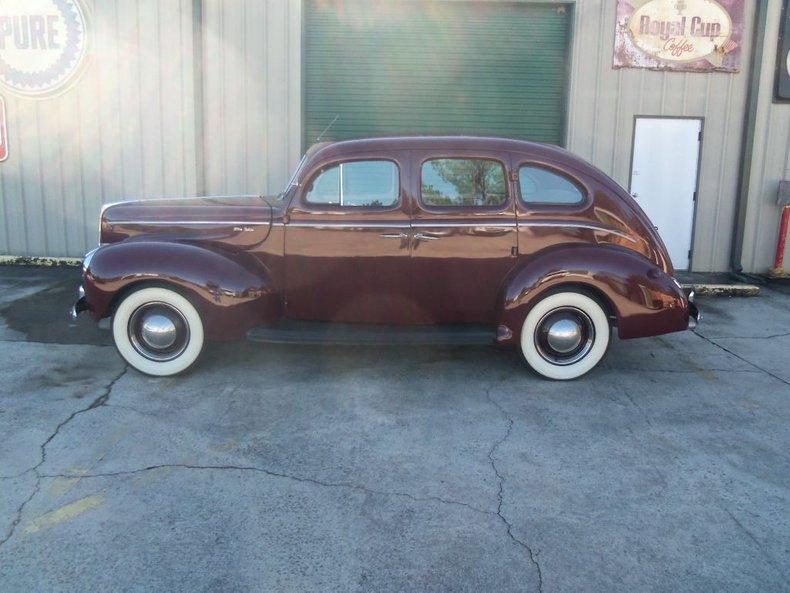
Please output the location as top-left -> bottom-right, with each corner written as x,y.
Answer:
692,331 -> 790,387
4,364 -> 542,591
486,387 -> 544,593
705,331 -> 790,340
725,508 -> 790,586
38,463 -> 491,516
0,364 -> 129,549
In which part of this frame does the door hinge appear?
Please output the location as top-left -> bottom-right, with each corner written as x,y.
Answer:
693,190 -> 697,201
509,171 -> 518,183
688,249 -> 692,260
511,246 -> 518,257
698,131 -> 703,142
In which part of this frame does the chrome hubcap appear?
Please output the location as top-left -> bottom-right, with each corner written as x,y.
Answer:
128,302 -> 189,362
140,314 -> 178,349
546,318 -> 583,354
535,307 -> 595,366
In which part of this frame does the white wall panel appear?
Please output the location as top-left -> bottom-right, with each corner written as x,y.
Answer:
740,0 -> 790,273
0,0 -> 198,257
566,0 -> 756,272
201,0 -> 301,197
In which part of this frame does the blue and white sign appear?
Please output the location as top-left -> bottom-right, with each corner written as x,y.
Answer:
0,0 -> 89,97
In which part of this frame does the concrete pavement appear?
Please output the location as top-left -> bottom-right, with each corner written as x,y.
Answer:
0,267 -> 788,592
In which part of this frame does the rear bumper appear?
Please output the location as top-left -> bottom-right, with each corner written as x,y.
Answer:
687,290 -> 701,330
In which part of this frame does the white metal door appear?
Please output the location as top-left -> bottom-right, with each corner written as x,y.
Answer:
630,118 -> 701,270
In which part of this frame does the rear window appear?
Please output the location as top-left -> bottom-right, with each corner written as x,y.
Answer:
306,160 -> 399,207
421,159 -> 507,207
519,166 -> 584,205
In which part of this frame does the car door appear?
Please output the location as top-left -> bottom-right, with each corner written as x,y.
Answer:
409,149 -> 518,324
284,155 -> 412,323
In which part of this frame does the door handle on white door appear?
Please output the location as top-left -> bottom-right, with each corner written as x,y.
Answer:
379,232 -> 408,239
414,233 -> 440,241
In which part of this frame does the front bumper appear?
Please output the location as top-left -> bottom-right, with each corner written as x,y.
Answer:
70,247 -> 100,320
70,285 -> 89,320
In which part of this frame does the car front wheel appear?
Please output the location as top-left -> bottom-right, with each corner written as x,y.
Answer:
112,286 -> 205,376
520,291 -> 610,380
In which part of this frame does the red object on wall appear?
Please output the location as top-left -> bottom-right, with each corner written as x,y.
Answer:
775,206 -> 790,271
0,96 -> 7,162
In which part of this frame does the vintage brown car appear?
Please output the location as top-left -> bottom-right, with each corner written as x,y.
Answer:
72,136 -> 699,379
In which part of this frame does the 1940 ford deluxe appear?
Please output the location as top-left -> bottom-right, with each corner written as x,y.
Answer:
72,136 -> 699,379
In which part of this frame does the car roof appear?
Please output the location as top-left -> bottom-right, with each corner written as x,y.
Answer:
305,135 -> 572,159
302,135 -> 615,190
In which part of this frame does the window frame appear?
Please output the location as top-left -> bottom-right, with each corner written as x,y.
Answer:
515,161 -> 590,210
300,158 -> 402,211
418,156 -> 511,212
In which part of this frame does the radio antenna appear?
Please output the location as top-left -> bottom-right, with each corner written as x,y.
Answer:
316,115 -> 339,143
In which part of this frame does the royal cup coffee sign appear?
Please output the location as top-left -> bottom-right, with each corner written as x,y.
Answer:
614,0 -> 743,72
0,0 -> 89,97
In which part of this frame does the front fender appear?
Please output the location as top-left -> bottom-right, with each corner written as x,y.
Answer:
499,245 -> 689,342
83,240 -> 282,340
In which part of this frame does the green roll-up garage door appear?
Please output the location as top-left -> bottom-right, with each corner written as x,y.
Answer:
304,1 -> 570,148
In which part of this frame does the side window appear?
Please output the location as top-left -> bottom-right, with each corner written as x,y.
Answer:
519,166 -> 584,205
306,160 -> 399,207
421,158 -> 507,207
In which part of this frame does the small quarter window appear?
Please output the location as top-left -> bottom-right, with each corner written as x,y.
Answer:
421,159 -> 506,207
519,166 -> 584,205
306,160 -> 399,207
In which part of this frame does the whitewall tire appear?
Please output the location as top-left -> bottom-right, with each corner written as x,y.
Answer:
112,287 -> 205,377
520,291 -> 610,380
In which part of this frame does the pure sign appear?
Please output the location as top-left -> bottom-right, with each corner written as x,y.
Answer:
0,0 -> 89,97
614,0 -> 743,72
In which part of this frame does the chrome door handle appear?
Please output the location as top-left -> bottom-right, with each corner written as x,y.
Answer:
414,233 -> 440,241
380,232 -> 408,239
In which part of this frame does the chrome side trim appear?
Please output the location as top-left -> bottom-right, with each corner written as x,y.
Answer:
411,221 -> 516,228
521,221 -> 637,243
282,220 -> 633,241
285,222 -> 409,229
103,218 -> 632,242
100,196 -> 264,219
108,220 -> 271,226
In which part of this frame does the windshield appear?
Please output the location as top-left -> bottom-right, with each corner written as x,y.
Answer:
280,154 -> 307,195
273,154 -> 308,200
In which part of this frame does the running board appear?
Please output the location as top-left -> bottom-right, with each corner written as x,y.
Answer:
247,320 -> 496,346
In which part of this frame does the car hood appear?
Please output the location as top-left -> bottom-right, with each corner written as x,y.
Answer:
100,195 -> 275,245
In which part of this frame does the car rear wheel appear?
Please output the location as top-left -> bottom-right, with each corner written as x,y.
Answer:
520,291 -> 610,380
112,287 -> 204,376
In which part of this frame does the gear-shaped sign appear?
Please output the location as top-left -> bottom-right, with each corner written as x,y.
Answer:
0,0 -> 88,97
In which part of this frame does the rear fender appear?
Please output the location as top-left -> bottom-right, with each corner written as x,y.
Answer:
83,240 -> 281,340
498,245 -> 688,342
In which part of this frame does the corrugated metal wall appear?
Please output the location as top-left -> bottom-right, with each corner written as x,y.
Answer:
0,0 -> 301,258
0,0 -> 785,273
201,0 -> 301,197
740,0 -> 790,272
0,0 -> 199,257
566,1 -> 756,273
